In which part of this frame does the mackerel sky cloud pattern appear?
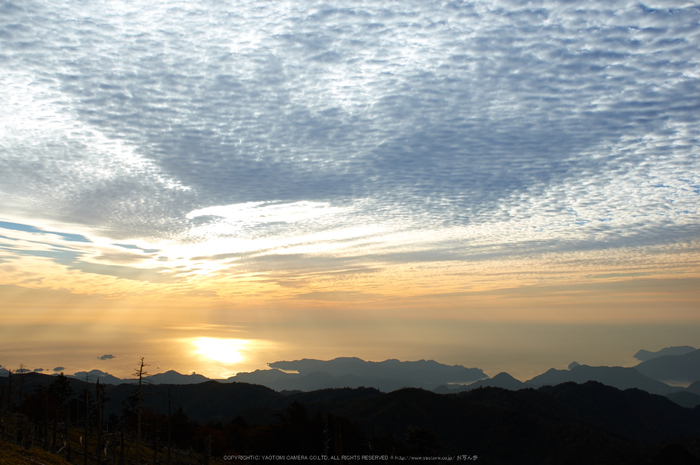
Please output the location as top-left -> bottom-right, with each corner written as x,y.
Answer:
0,0 -> 698,283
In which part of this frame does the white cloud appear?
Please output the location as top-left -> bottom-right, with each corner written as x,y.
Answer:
186,201 -> 348,225
0,0 -> 697,276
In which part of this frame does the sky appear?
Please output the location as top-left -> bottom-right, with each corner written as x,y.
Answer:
1,0 -> 699,381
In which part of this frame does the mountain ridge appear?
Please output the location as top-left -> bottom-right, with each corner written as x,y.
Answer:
634,346 -> 697,362
526,364 -> 681,395
4,346 -> 698,398
4,372 -> 699,464
634,349 -> 700,383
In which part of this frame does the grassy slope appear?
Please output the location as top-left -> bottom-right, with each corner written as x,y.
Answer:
0,437 -> 71,465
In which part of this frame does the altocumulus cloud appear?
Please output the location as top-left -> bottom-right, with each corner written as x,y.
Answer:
0,0 -> 697,279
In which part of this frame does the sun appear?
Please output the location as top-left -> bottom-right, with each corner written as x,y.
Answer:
193,337 -> 249,364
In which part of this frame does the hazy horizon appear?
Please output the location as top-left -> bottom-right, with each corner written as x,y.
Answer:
1,1 -> 698,382
3,321 -> 698,382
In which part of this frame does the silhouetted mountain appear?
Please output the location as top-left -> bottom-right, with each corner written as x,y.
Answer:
526,364 -> 679,395
635,349 -> 700,383
144,370 -> 209,384
229,370 -> 408,392
277,382 -> 698,462
0,368 -> 234,386
281,387 -> 383,420
461,372 -> 526,391
101,381 -> 385,424
271,357 -> 485,381
284,386 -> 382,404
281,357 -> 484,384
651,443 -> 700,465
227,368 -> 288,385
538,381 -> 700,444
0,357 -> 493,392
0,371 -> 86,397
431,384 -> 461,393
688,380 -> 700,396
104,380 -> 283,422
329,385 -> 661,463
666,391 -> 700,409
98,375 -> 700,448
634,346 -> 697,362
68,369 -> 209,385
70,369 -> 127,385
228,357 -> 486,391
6,372 -> 700,463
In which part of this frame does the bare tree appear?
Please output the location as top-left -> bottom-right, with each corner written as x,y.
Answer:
134,357 -> 148,465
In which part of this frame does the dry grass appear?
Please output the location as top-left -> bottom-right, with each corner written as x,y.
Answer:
0,413 -> 223,465
0,437 -> 72,465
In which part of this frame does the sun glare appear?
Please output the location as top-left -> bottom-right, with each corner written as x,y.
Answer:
193,337 -> 249,364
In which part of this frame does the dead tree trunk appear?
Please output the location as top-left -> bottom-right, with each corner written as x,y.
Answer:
134,357 -> 148,465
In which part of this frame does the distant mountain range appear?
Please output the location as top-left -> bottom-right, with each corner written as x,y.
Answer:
452,372 -> 526,391
634,345 -> 696,361
55,358 -> 488,392
525,364 -> 680,395
634,349 -> 700,383
228,357 -> 487,391
65,369 -> 210,385
3,346 -> 700,408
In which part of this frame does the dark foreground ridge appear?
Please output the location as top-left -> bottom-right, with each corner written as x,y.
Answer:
2,372 -> 700,464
